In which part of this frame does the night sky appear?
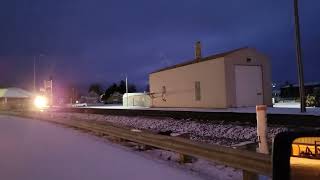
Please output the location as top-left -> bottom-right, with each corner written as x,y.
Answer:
0,0 -> 319,93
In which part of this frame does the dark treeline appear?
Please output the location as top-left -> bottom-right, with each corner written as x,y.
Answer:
88,80 -> 137,100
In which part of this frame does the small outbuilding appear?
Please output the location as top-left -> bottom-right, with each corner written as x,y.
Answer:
149,43 -> 272,108
105,92 -> 123,104
0,88 -> 34,109
80,91 -> 100,104
123,93 -> 151,107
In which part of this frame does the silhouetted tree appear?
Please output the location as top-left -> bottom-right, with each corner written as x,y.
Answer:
116,80 -> 136,93
104,83 -> 118,98
101,81 -> 138,102
118,80 -> 126,94
88,83 -> 102,95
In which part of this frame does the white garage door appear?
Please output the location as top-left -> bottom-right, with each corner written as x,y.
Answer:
235,65 -> 263,107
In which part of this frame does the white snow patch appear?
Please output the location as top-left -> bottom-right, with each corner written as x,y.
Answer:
0,115 -> 207,180
143,149 -> 241,180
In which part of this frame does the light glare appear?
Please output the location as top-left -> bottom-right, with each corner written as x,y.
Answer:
34,96 -> 48,109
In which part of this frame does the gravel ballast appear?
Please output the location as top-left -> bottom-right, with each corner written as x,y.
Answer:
55,112 -> 287,146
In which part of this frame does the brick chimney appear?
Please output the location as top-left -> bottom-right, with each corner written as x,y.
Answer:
195,41 -> 202,60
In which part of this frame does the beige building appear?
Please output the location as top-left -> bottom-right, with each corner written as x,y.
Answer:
149,44 -> 272,108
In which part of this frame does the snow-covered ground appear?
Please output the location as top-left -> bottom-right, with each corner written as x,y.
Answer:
273,102 -> 301,108
0,115 -> 241,180
52,112 -> 286,146
83,102 -> 320,116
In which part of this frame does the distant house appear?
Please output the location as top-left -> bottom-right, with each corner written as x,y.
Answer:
105,92 -> 123,104
0,88 -> 34,109
280,82 -> 320,99
149,43 -> 272,108
80,91 -> 100,104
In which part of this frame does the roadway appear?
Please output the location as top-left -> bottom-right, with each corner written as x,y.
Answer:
0,115 -> 205,180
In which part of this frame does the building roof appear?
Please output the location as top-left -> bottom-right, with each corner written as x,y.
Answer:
150,47 -> 248,74
0,88 -> 34,98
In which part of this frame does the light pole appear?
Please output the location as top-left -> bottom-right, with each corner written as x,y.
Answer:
33,56 -> 36,93
125,75 -> 128,107
33,54 -> 45,94
293,0 -> 306,112
121,73 -> 129,107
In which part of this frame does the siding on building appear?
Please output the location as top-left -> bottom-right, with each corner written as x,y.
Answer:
149,57 -> 227,108
149,47 -> 272,108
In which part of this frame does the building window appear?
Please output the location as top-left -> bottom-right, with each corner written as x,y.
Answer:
195,81 -> 201,101
162,86 -> 166,101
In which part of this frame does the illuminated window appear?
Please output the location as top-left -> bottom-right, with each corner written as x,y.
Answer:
195,81 -> 201,101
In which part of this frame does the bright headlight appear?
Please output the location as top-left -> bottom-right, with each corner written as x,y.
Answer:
34,96 -> 48,109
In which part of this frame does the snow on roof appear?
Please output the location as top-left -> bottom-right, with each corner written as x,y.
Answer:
123,92 -> 148,97
0,88 -> 34,98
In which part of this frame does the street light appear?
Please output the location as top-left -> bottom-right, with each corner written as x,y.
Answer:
293,0 -> 306,112
33,56 -> 36,93
34,95 -> 48,109
121,73 -> 129,107
33,54 -> 45,93
126,75 -> 128,107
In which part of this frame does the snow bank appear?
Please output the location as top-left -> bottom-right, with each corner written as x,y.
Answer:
144,149 -> 241,180
0,115 -> 206,180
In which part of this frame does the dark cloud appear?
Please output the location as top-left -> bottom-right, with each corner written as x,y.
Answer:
0,0 -> 319,91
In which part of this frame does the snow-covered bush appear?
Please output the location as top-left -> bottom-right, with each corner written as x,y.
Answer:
306,95 -> 317,107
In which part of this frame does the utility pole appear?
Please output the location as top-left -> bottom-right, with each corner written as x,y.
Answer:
293,0 -> 306,112
50,76 -> 53,106
125,75 -> 128,107
33,53 -> 46,94
33,56 -> 36,93
69,87 -> 77,104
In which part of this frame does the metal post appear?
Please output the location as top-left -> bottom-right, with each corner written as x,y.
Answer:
71,88 -> 75,104
293,0 -> 306,112
50,79 -> 53,106
126,76 -> 128,107
256,105 -> 269,154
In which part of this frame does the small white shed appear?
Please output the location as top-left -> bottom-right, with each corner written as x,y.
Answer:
123,93 -> 151,107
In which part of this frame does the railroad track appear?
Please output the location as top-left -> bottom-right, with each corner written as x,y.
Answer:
56,107 -> 320,128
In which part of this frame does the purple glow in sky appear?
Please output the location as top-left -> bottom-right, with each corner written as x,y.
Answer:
0,0 -> 319,92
